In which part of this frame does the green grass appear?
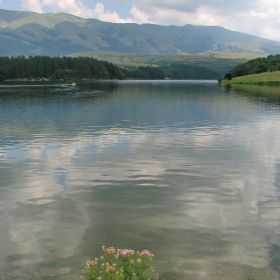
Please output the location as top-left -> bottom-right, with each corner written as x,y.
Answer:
223,71 -> 280,84
224,42 -> 265,53
198,51 -> 264,60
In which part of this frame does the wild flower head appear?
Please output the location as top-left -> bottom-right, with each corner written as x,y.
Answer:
119,249 -> 135,257
140,250 -> 152,257
86,260 -> 97,267
105,247 -> 116,255
106,265 -> 115,272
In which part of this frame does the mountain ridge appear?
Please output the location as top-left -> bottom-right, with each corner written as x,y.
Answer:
0,8 -> 280,57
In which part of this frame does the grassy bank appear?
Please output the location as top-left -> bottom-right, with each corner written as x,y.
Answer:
221,71 -> 280,85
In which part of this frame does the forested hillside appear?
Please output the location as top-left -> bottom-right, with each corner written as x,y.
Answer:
161,64 -> 219,79
0,56 -> 221,81
69,51 -> 258,78
0,56 -> 125,81
229,54 -> 280,78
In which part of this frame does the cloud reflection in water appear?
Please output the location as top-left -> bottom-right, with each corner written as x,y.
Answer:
0,82 -> 280,279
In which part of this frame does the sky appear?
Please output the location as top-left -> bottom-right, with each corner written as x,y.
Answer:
0,0 -> 280,41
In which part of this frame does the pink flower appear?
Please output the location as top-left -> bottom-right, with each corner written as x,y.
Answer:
106,247 -> 116,255
119,249 -> 135,257
140,250 -> 151,257
106,265 -> 115,272
86,260 -> 97,266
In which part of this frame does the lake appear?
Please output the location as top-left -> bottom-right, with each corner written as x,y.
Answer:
0,80 -> 280,280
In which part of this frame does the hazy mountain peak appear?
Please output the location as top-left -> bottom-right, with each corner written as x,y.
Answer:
0,8 -> 280,57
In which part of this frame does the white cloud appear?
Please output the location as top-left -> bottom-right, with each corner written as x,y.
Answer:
129,6 -> 153,24
21,0 -> 134,23
88,2 -> 134,23
21,0 -> 43,12
126,0 -> 280,41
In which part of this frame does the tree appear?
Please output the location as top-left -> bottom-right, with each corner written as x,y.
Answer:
0,75 -> 5,82
224,72 -> 232,80
254,63 -> 267,74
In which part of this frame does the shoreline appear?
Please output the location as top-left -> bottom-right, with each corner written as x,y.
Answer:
0,78 -> 218,85
220,71 -> 280,85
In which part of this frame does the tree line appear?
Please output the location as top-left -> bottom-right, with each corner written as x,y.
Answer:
0,56 -> 126,81
0,55 -> 219,82
161,64 -> 218,80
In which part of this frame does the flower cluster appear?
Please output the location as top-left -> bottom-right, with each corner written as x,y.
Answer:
87,261 -> 97,266
106,247 -> 116,255
82,247 -> 155,280
139,251 -> 151,257
119,249 -> 134,258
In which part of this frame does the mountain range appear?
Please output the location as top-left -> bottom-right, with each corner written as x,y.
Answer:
1,8 -> 280,57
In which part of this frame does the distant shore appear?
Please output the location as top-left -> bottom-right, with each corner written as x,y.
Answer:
0,78 -> 115,84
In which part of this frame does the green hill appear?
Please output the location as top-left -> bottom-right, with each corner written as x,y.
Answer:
67,51 -> 263,77
1,9 -> 280,57
226,54 -> 280,77
219,54 -> 280,83
0,9 -> 85,28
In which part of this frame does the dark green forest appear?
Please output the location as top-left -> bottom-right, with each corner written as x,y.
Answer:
161,64 -> 218,79
228,54 -> 280,78
0,56 -> 220,82
125,66 -> 165,79
0,56 -> 126,81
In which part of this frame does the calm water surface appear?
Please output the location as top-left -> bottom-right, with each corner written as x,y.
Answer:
0,81 -> 280,279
